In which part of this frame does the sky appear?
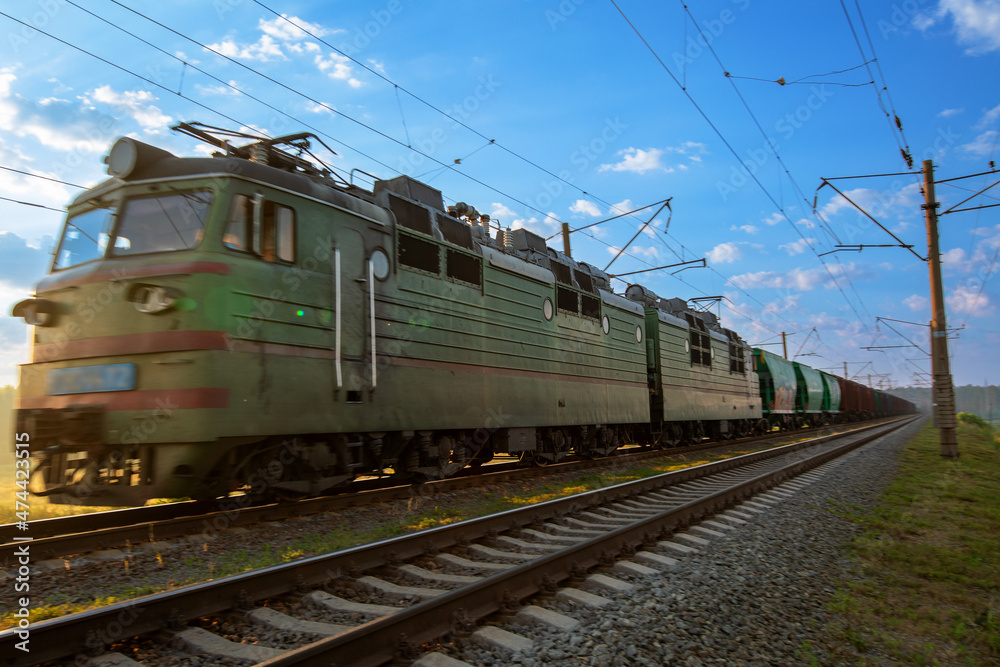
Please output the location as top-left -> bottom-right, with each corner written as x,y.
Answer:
0,0 -> 998,391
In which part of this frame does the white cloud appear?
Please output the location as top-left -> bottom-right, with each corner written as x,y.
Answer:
609,199 -> 634,216
729,262 -> 862,292
599,142 -> 706,174
937,0 -> 1000,54
819,184 -> 920,221
0,231 -> 51,291
762,212 -> 783,226
707,242 -> 743,264
730,224 -> 758,234
599,147 -> 672,174
795,218 -> 816,230
961,129 -> 999,156
977,102 -> 1000,129
196,81 -> 242,96
629,245 -> 660,260
648,218 -> 669,239
961,104 -> 1000,152
208,15 -> 343,64
259,15 -> 336,42
315,53 -> 363,87
938,107 -> 964,117
305,101 -> 335,114
490,203 -> 518,222
778,238 -> 816,256
0,68 -> 113,153
903,294 -> 929,312
948,283 -> 992,314
85,86 -> 171,132
569,199 -> 601,217
0,149 -> 70,207
207,34 -> 285,61
941,247 -> 968,266
489,203 -> 561,236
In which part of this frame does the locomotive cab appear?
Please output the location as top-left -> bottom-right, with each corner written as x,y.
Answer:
12,126 -> 393,505
15,145 -> 234,504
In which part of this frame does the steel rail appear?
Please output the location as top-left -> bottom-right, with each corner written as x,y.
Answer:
260,417 -> 917,666
0,417 -> 911,666
0,422 -> 886,564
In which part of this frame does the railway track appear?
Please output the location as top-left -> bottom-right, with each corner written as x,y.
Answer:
0,420 -> 893,566
0,416 -> 914,666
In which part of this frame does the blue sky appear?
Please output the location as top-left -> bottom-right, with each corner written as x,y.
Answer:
0,0 -> 998,390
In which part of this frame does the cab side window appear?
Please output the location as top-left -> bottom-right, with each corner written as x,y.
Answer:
262,202 -> 295,263
224,194 -> 252,251
223,194 -> 295,263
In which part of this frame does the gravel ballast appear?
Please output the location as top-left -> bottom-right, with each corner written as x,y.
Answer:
441,417 -> 925,667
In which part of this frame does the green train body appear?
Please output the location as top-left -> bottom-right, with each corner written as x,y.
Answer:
11,128 -> 913,506
626,287 -> 760,443
10,130 -> 655,505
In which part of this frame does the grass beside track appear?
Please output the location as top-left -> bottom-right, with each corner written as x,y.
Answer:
824,422 -> 1000,666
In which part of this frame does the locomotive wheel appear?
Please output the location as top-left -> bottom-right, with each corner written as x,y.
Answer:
466,444 -> 494,468
591,428 -> 619,457
658,423 -> 684,447
520,450 -> 551,466
525,428 -> 570,466
685,421 -> 705,444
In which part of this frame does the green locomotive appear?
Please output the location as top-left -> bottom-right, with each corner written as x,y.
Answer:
14,124 -> 871,507
12,125 -> 661,505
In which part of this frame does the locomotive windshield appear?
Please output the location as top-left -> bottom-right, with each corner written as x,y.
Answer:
110,191 -> 213,257
53,205 -> 115,270
53,190 -> 213,270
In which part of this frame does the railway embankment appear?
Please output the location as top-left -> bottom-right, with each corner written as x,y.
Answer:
7,418 -> 992,666
823,418 -> 1000,665
444,417 -> 997,667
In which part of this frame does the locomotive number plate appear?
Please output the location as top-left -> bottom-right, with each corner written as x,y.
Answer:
47,363 -> 137,395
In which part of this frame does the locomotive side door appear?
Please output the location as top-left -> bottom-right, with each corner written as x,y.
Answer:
333,228 -> 371,394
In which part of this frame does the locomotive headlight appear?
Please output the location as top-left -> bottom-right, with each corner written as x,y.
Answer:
12,298 -> 57,327
104,137 -> 174,179
129,284 -> 180,314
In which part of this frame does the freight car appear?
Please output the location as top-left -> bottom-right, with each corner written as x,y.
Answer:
10,125 -> 911,506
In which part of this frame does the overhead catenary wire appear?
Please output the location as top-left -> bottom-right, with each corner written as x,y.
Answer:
610,0 -> 879,348
4,3 -> 840,345
247,0 -> 778,304
0,5 -> 668,290
0,165 -> 84,189
724,59 -> 875,88
839,0 -> 915,169
0,195 -> 64,212
100,0 -> 568,225
88,0 -> 801,332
